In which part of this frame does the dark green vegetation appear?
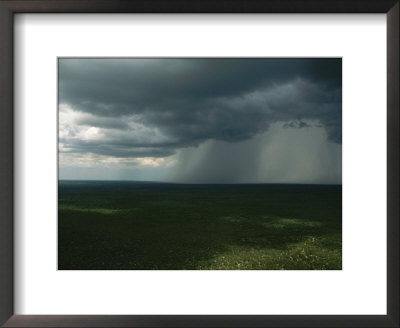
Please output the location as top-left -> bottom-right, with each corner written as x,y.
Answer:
58,181 -> 341,270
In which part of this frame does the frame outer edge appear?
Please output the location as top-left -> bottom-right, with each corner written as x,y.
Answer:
0,1 -> 14,327
0,0 -> 399,13
1,0 -> 399,327
387,2 -> 400,326
2,314 -> 400,327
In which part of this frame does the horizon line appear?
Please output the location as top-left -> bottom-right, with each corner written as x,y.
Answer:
58,179 -> 342,186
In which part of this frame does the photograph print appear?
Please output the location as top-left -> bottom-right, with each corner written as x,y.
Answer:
58,58 -> 342,270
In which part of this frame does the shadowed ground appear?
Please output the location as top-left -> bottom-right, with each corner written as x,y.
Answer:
58,181 -> 342,270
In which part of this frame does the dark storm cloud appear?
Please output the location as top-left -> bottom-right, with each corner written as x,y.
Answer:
283,120 -> 313,129
59,58 -> 342,157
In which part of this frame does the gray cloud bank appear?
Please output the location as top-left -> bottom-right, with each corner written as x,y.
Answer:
59,58 -> 342,161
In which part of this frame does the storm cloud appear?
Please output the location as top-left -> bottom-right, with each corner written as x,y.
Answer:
58,58 -> 342,183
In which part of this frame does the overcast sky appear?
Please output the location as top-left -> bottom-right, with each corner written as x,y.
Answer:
58,58 -> 342,184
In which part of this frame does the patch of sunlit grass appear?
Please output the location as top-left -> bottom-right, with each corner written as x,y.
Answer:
58,205 -> 122,215
198,236 -> 341,270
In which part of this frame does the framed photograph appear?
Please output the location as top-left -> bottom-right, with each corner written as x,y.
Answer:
0,1 -> 398,327
57,57 -> 343,271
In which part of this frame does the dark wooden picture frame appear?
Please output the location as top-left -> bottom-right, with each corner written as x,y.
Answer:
0,1 -> 398,327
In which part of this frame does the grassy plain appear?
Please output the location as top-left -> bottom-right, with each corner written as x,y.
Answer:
58,181 -> 341,270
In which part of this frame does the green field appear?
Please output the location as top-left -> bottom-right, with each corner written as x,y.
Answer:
58,181 -> 342,270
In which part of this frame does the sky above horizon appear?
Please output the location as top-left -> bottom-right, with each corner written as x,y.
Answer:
58,58 -> 342,184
